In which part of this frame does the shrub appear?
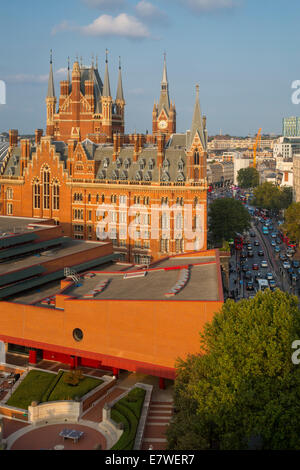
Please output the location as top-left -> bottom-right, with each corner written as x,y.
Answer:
110,387 -> 146,450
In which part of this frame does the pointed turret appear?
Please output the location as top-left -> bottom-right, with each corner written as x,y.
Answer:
46,50 -> 57,137
158,53 -> 170,114
47,50 -> 56,98
67,56 -> 70,83
103,49 -> 111,97
116,57 -> 124,102
190,84 -> 206,151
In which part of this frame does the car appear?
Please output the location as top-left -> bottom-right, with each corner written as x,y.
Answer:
279,253 -> 287,261
287,267 -> 294,275
286,251 -> 293,259
271,241 -> 276,247
241,252 -> 247,259
242,264 -> 249,272
247,244 -> 252,250
283,261 -> 291,269
275,246 -> 281,253
246,280 -> 254,291
254,240 -> 259,246
250,231 -> 255,237
252,263 -> 259,270
266,272 -> 273,280
248,251 -> 254,258
261,260 -> 268,268
271,232 -> 277,238
258,250 -> 264,256
245,271 -> 252,280
276,238 -> 281,245
293,260 -> 300,268
269,279 -> 276,288
291,273 -> 298,283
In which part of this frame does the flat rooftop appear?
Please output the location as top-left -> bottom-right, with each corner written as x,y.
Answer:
62,254 -> 221,302
0,216 -> 48,236
0,238 -> 108,276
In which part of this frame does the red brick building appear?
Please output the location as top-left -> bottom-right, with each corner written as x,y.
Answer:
0,54 -> 208,264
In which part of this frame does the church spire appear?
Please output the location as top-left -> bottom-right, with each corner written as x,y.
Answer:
103,49 -> 111,97
190,84 -> 206,150
47,49 -> 55,98
67,56 -> 70,83
158,52 -> 170,114
116,56 -> 124,102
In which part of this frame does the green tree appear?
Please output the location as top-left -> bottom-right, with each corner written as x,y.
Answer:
252,182 -> 281,212
167,290 -> 300,450
237,167 -> 259,189
253,183 -> 293,213
280,186 -> 293,210
208,198 -> 251,244
283,202 -> 300,243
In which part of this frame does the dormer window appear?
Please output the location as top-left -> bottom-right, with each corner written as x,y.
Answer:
149,159 -> 155,170
124,158 -> 131,169
120,170 -> 128,180
163,159 -> 170,169
162,171 -> 170,182
103,158 -> 109,168
139,159 -> 146,170
116,157 -> 122,168
135,171 -> 143,181
178,158 -> 184,171
145,171 -> 152,181
112,170 -> 119,180
177,172 -> 185,182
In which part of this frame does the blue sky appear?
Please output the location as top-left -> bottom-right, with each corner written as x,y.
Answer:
0,0 -> 299,136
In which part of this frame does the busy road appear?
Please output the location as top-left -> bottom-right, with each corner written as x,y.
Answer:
209,187 -> 300,301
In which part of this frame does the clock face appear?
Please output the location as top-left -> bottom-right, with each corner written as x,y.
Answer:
159,120 -> 168,130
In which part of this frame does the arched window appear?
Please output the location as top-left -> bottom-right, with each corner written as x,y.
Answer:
6,188 -> 13,200
42,166 -> 50,209
194,151 -> 200,165
33,181 -> 40,209
53,180 -> 60,210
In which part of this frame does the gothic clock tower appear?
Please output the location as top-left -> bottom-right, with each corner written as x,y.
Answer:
152,54 -> 176,142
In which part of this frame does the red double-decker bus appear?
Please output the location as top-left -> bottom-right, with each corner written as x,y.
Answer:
234,233 -> 244,250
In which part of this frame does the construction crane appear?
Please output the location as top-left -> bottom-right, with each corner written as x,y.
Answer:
253,128 -> 262,169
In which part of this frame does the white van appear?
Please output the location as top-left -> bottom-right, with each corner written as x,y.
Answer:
258,279 -> 269,291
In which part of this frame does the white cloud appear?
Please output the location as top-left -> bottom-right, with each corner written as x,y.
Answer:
128,88 -> 145,95
6,68 -> 69,84
51,20 -> 77,35
135,1 -> 167,21
179,0 -> 237,11
80,13 -> 150,38
82,0 -> 126,9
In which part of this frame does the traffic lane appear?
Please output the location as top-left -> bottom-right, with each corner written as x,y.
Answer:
253,224 -> 282,290
257,222 -> 293,293
239,228 -> 278,297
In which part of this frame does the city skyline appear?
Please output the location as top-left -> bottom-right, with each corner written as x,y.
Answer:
1,0 -> 300,136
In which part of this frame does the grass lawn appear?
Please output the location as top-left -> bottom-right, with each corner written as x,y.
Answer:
47,372 -> 103,402
6,370 -> 54,410
6,370 -> 103,410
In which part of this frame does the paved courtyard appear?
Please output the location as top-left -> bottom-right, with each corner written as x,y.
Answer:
9,423 -> 106,450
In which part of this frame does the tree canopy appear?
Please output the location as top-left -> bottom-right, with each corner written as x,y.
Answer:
237,167 -> 259,189
167,290 -> 300,450
208,198 -> 251,243
283,202 -> 300,243
252,182 -> 292,212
